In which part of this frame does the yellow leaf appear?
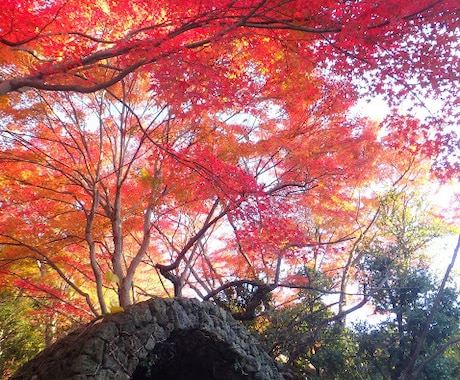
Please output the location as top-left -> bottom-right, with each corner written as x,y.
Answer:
104,271 -> 120,285
139,167 -> 151,179
110,306 -> 124,314
96,0 -> 111,14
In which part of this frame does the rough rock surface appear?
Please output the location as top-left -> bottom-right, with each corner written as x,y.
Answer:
11,297 -> 283,380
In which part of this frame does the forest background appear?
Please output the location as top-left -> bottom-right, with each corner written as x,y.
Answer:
0,1 -> 459,379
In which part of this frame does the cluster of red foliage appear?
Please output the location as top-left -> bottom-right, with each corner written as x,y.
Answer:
0,0 -> 458,322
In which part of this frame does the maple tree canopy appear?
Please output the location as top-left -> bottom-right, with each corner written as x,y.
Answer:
1,0 -> 459,171
0,0 -> 458,324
